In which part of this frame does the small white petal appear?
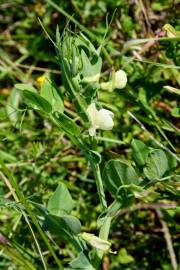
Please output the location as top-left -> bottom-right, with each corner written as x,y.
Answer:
96,109 -> 114,130
87,103 -> 98,127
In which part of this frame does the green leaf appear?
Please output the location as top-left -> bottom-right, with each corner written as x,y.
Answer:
45,214 -> 81,237
117,248 -> 134,265
165,152 -> 177,170
6,88 -> 20,125
52,111 -> 81,136
131,139 -> 149,167
103,160 -> 139,198
44,214 -> 82,251
89,150 -> 102,164
171,107 -> 180,117
143,149 -> 168,180
47,183 -> 74,215
15,83 -> 37,93
40,75 -> 64,113
22,90 -> 52,113
81,50 -> 102,78
70,252 -> 95,270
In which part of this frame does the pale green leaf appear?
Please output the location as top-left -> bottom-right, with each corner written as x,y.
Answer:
47,183 -> 74,215
143,149 -> 168,180
15,83 -> 37,93
6,88 -> 20,125
70,252 -> 95,270
103,160 -> 139,197
40,75 -> 64,113
52,111 -> 81,136
131,139 -> 149,167
22,90 -> 52,113
118,248 -> 134,264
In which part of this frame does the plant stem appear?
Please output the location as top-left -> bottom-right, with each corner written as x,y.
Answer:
71,136 -> 108,211
90,162 -> 107,211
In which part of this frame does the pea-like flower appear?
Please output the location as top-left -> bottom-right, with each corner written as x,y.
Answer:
101,69 -> 127,91
87,103 -> 114,136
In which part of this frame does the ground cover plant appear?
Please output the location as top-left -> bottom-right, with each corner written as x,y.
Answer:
0,0 -> 179,269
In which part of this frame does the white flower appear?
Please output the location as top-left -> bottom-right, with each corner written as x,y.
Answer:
80,232 -> 111,252
101,69 -> 127,91
86,103 -> 114,136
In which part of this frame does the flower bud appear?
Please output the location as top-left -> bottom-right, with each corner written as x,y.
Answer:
101,69 -> 127,91
114,69 -> 127,89
80,232 -> 111,252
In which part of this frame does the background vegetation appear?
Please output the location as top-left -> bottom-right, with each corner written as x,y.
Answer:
0,0 -> 179,269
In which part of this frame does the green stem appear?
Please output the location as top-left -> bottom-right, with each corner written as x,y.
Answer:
68,135 -> 107,211
98,216 -> 112,259
90,162 -> 107,211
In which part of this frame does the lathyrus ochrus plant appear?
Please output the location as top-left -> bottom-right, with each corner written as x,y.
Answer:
14,29 -> 177,269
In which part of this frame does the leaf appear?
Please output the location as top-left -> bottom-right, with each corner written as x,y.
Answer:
131,139 -> 149,167
15,83 -> 37,93
47,183 -> 74,215
52,111 -> 81,136
6,88 -> 20,125
22,90 -> 52,113
103,160 -> 139,198
44,214 -> 82,251
81,50 -> 102,78
171,107 -> 180,118
70,252 -> 95,270
81,50 -> 93,77
89,150 -> 102,164
143,149 -> 168,180
45,214 -> 81,237
117,248 -> 134,264
165,152 -> 177,170
40,75 -> 64,113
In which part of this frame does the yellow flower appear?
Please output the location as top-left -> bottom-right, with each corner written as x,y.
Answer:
36,74 -> 45,87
